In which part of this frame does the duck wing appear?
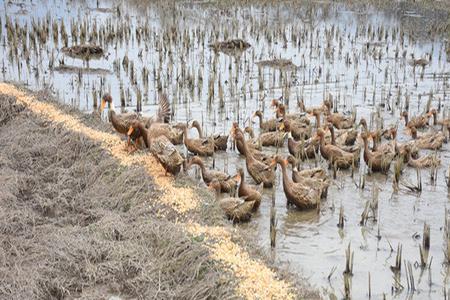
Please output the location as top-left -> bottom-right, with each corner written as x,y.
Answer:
146,92 -> 171,127
209,170 -> 231,182
157,92 -> 171,123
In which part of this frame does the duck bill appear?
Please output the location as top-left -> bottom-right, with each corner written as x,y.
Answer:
127,126 -> 134,136
100,99 -> 106,113
233,173 -> 241,182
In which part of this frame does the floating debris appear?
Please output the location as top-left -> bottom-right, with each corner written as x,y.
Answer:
53,65 -> 111,74
256,58 -> 298,69
209,39 -> 251,52
61,44 -> 104,59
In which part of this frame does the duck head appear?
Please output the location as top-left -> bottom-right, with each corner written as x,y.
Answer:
100,94 -> 113,113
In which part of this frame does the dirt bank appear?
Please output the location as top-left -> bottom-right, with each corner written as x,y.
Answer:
0,84 -> 319,299
0,91 -> 236,299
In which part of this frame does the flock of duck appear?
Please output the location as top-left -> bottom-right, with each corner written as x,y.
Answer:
99,93 -> 447,223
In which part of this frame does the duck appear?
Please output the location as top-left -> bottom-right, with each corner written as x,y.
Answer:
100,93 -> 171,133
141,122 -> 183,145
327,123 -> 358,148
245,126 -> 286,148
409,126 -> 445,150
275,103 -> 310,125
231,126 -> 275,187
324,104 -> 356,130
287,130 -> 319,160
209,180 -> 254,223
388,127 -> 419,162
361,131 -> 394,173
190,120 -> 228,151
176,123 -> 215,156
369,130 -> 395,154
271,156 -> 321,210
127,120 -> 184,175
381,126 -> 397,140
326,112 -> 356,130
100,93 -> 141,135
358,118 -> 369,133
237,168 -> 262,211
401,111 -> 431,129
286,155 -> 329,199
252,110 -> 278,132
403,146 -> 440,168
317,128 -> 359,169
282,119 -> 311,140
309,108 -> 324,128
232,122 -> 262,153
232,125 -> 271,165
298,99 -> 330,115
286,155 -> 327,178
188,156 -> 238,193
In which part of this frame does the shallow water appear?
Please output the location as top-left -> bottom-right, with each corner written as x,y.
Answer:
1,0 -> 449,298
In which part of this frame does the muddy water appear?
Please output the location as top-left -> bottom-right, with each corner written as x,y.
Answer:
1,0 -> 449,298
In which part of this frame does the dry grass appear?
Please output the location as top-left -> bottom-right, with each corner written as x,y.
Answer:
0,93 -> 236,299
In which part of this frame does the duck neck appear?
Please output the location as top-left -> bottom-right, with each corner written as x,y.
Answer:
371,135 -> 378,151
193,159 -> 207,177
247,128 -> 255,139
363,138 -> 370,162
256,113 -> 263,129
404,114 -> 409,126
193,122 -> 204,138
182,126 -> 189,144
315,113 -> 321,128
319,134 -> 326,149
236,134 -> 249,156
138,123 -> 150,147
360,120 -> 367,133
433,113 -> 437,126
279,162 -> 291,191
329,127 -> 336,145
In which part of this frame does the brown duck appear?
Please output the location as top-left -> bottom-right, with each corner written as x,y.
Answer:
327,124 -> 358,149
232,122 -> 262,153
271,156 -> 321,210
276,103 -> 311,125
317,128 -> 359,169
401,111 -> 431,129
127,120 -> 184,176
237,168 -> 262,212
409,126 -> 445,150
326,113 -> 356,130
176,123 -> 215,156
231,127 -> 275,187
282,119 -> 311,140
190,120 -> 228,151
361,131 -> 394,173
286,125 -> 319,160
252,110 -> 278,132
286,155 -> 329,199
245,126 -> 286,147
209,180 -> 254,223
188,156 -> 238,193
403,146 -> 440,168
100,93 -> 171,134
232,125 -> 271,165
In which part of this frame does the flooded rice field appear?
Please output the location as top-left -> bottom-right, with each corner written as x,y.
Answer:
1,0 -> 450,298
